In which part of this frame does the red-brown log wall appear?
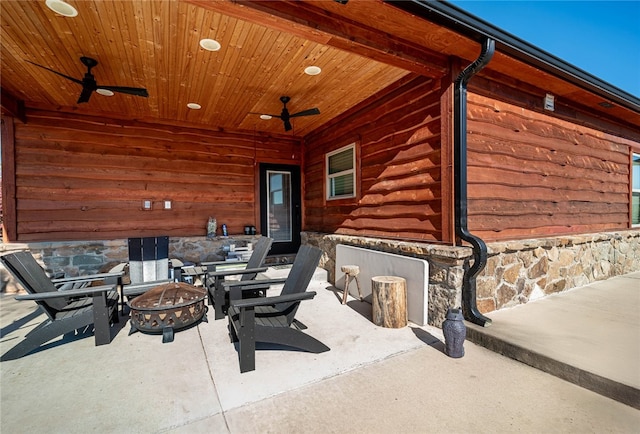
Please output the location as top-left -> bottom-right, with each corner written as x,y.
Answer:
8,110 -> 301,241
303,76 -> 447,242
466,93 -> 636,241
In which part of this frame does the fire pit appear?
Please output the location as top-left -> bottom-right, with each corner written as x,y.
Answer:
129,282 -> 208,343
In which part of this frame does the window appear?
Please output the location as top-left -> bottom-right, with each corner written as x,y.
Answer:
267,170 -> 292,242
326,143 -> 356,200
633,153 -> 640,226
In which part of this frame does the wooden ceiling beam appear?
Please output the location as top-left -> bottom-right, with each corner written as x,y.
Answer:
186,0 -> 449,78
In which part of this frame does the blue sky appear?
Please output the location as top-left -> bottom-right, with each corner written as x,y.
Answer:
448,1 -> 640,97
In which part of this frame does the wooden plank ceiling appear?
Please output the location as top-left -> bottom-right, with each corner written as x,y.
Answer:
2,0 -> 636,137
0,0 -> 422,137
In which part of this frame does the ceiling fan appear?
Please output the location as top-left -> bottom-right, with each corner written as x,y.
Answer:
26,56 -> 149,104
252,96 -> 320,131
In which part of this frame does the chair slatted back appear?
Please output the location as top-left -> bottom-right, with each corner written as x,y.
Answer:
240,236 -> 273,282
128,236 -> 169,283
1,251 -> 64,318
277,245 -> 322,324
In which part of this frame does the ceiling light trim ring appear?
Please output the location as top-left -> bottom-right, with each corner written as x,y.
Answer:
199,39 -> 221,52
45,0 -> 78,17
304,65 -> 322,76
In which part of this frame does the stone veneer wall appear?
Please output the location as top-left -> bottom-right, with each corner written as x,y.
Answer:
0,236 -> 261,293
2,230 -> 638,327
477,230 -> 640,312
303,230 -> 640,327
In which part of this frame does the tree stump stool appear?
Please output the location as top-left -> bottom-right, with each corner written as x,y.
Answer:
341,265 -> 363,305
371,276 -> 407,328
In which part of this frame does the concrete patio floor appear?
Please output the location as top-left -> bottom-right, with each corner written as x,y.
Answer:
467,271 -> 640,410
1,268 -> 639,433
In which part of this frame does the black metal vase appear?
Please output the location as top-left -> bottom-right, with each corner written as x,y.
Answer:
442,308 -> 466,358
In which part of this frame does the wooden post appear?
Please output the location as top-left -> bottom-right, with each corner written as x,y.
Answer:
371,276 -> 407,328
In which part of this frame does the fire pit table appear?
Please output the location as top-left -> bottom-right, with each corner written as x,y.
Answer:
128,282 -> 208,343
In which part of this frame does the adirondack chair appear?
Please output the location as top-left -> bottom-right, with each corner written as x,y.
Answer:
227,245 -> 330,373
205,236 -> 273,320
0,251 -> 121,361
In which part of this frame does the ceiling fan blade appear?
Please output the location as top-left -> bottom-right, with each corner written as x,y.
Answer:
100,85 -> 149,97
290,108 -> 320,118
26,60 -> 83,85
77,87 -> 93,104
283,120 -> 293,131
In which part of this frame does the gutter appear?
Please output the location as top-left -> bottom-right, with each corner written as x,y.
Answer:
454,38 -> 494,327
388,0 -> 640,113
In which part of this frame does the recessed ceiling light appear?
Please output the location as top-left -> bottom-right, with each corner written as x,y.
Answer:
45,0 -> 78,17
199,39 -> 221,52
304,66 -> 322,76
96,88 -> 114,97
260,115 -> 272,120
598,101 -> 614,108
187,103 -> 201,110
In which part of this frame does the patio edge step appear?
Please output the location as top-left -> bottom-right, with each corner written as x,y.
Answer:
465,323 -> 640,410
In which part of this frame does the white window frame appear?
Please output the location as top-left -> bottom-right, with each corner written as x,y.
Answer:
326,143 -> 356,200
632,153 -> 640,227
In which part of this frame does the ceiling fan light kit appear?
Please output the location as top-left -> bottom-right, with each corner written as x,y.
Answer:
96,88 -> 114,97
45,0 -> 78,17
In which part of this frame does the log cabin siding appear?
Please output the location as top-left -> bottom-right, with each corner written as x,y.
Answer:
9,110 -> 301,241
303,76 -> 446,242
466,93 -> 635,241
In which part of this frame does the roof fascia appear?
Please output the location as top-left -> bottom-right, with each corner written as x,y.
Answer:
387,0 -> 640,113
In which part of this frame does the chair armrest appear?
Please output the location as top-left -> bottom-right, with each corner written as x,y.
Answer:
221,277 -> 286,289
209,267 -> 268,279
52,271 -> 123,284
201,260 -> 249,268
123,279 -> 172,297
180,266 -> 208,277
15,284 -> 117,301
230,291 -> 316,309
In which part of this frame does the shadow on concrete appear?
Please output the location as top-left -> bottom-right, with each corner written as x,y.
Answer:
1,309 -> 128,360
324,285 -> 373,322
410,326 -> 446,354
0,307 -> 42,339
